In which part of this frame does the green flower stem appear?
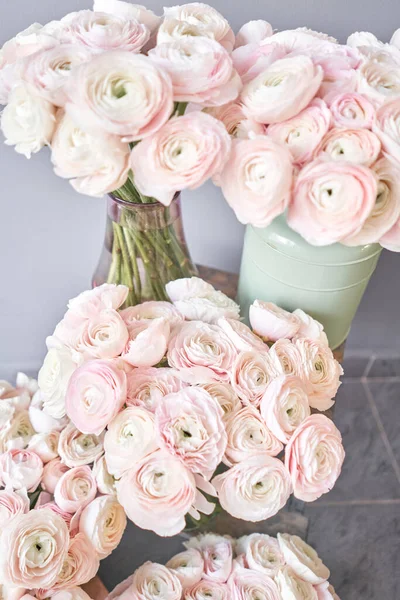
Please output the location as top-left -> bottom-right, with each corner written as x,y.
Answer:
114,223 -> 138,306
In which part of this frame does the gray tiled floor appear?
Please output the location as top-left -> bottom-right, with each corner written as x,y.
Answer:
100,355 -> 400,598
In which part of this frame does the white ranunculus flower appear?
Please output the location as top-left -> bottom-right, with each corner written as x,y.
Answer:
236,533 -> 285,576
104,407 -> 157,477
130,562 -> 183,600
173,292 -> 240,324
79,495 -> 127,559
277,534 -> 330,585
158,3 -> 235,52
241,56 -> 323,124
38,345 -> 77,420
343,156 -> 400,246
373,98 -> 400,162
27,430 -> 59,463
92,455 -> 116,495
0,410 -> 34,452
1,23 -> 57,64
358,54 -> 400,105
0,83 -> 56,157
347,31 -> 384,49
201,382 -> 241,420
292,310 -> 329,346
235,20 -> 273,48
276,566 -> 318,600
51,112 -> 130,198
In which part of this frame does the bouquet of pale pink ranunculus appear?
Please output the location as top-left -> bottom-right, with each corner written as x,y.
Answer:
0,1 -> 241,301
33,276 -> 345,538
210,21 -> 400,250
106,531 -> 340,600
0,373 -> 126,597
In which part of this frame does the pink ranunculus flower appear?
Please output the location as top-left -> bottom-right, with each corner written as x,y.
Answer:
104,407 -> 157,477
79,495 -> 127,559
127,562 -> 182,600
241,55 -> 323,124
232,42 -> 287,85
235,20 -> 273,48
150,37 -> 241,106
185,534 -> 233,583
65,52 -> 173,142
121,301 -> 184,328
206,101 -> 265,139
357,54 -> 400,106
200,382 -> 241,420
68,283 -> 129,316
50,589 -> 92,600
315,128 -> 381,167
166,277 -> 215,302
218,137 -> 293,228
155,387 -> 227,480
126,367 -> 187,412
373,98 -> 400,163
158,3 -> 235,52
315,581 -> 341,600
0,509 -> 69,590
168,321 -> 237,382
131,112 -> 231,206
65,359 -> 127,435
236,533 -> 285,576
42,458 -> 70,493
92,455 -> 116,495
1,83 -> 56,158
267,339 -> 304,377
277,533 -> 330,584
327,92 -> 376,129
36,502 -> 73,531
0,489 -> 29,527
0,449 -> 43,492
230,350 -> 276,407
58,423 -> 104,468
20,45 -> 93,107
212,455 -> 292,522
43,532 -> 100,596
218,318 -> 267,353
93,0 -> 161,32
260,375 -> 311,444
276,566 -> 318,600
228,563 -> 281,600
54,465 -> 97,514
116,449 -> 212,536
0,585 -> 27,600
224,405 -> 283,465
249,301 -> 301,342
285,414 -> 345,502
28,431 -> 60,463
294,338 -> 342,410
344,156 -> 400,246
184,579 -> 229,599
268,99 -> 331,165
59,10 -> 150,53
121,317 -> 170,368
166,548 -> 204,589
287,159 -> 377,246
292,310 -> 329,346
51,112 -> 130,199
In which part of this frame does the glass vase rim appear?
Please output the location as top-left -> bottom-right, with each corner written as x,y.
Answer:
108,191 -> 181,209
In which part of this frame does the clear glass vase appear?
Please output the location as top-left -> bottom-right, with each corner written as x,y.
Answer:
92,194 -> 197,306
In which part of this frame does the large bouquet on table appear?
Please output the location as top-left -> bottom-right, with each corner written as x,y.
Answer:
209,21 -> 400,250
33,277 -> 345,538
107,532 -> 340,600
0,373 -> 126,598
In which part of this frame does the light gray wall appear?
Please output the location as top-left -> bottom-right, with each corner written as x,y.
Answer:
1,0 -> 400,379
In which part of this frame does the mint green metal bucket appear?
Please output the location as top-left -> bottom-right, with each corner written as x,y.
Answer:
237,215 -> 382,350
